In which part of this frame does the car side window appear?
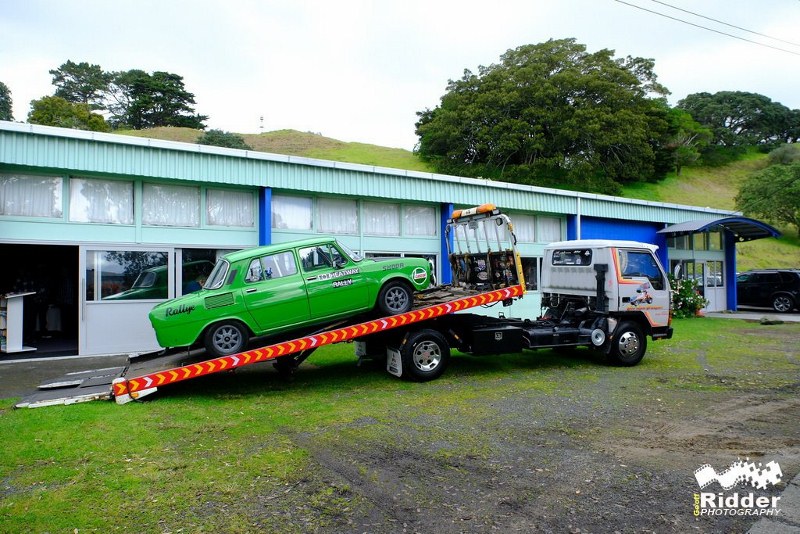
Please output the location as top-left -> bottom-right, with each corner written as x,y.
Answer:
299,245 -> 346,272
245,251 -> 298,283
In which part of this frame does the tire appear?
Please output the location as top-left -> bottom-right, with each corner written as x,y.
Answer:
607,321 -> 646,366
377,280 -> 413,315
400,329 -> 450,381
772,294 -> 795,313
204,320 -> 249,358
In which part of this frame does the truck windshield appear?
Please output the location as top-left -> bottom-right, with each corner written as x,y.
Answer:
204,259 -> 230,290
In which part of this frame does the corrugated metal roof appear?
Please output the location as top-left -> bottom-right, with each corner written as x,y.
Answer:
0,121 -> 738,224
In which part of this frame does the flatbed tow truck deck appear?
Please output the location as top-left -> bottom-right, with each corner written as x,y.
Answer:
15,284 -> 523,408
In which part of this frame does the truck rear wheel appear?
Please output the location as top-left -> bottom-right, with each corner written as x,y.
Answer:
607,321 -> 646,366
400,329 -> 450,381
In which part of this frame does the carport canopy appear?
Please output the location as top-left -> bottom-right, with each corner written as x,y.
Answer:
658,216 -> 781,242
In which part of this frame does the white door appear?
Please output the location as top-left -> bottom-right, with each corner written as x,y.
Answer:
703,261 -> 726,312
80,246 -> 170,356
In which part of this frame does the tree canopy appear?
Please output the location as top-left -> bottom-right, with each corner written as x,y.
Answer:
27,96 -> 110,132
49,60 -> 111,110
197,129 -> 252,150
46,61 -> 207,130
677,91 -> 799,147
736,146 -> 800,236
0,81 -> 12,121
415,39 -> 675,194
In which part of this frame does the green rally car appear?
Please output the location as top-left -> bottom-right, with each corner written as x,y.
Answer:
149,237 -> 432,357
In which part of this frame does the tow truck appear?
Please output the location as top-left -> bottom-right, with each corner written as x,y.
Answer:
16,204 -> 673,408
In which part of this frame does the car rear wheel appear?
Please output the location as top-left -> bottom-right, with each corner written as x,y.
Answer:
204,320 -> 249,358
377,280 -> 413,315
772,294 -> 795,313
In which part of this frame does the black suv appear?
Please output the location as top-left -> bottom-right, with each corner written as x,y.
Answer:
736,269 -> 800,312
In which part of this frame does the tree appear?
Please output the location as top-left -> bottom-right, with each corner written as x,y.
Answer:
107,70 -> 207,129
27,96 -> 110,132
735,163 -> 800,236
677,91 -> 798,147
197,129 -> 252,150
415,39 -> 672,194
0,81 -> 12,121
49,60 -> 111,109
662,107 -> 712,175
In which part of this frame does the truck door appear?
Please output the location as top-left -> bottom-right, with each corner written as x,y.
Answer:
614,248 -> 671,327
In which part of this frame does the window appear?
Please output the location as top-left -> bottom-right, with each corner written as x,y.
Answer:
70,178 -> 133,224
668,235 -> 690,250
709,231 -> 723,251
537,217 -> 561,242
364,201 -> 400,236
512,215 -> 536,243
0,174 -> 63,218
318,198 -> 357,234
617,249 -> 665,290
143,183 -> 200,227
207,189 -> 254,227
693,233 -> 708,251
403,205 -> 436,236
245,251 -> 298,283
521,257 -> 541,290
86,250 -> 169,300
707,261 -> 724,287
552,249 -> 592,266
299,244 -> 346,272
272,195 -> 312,230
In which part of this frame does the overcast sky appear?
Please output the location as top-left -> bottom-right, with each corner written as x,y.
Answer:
2,0 -> 799,150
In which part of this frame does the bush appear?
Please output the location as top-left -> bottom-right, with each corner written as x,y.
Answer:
668,275 -> 709,318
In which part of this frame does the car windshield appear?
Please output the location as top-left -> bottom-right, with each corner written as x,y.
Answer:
204,259 -> 230,290
131,271 -> 157,288
338,241 -> 363,262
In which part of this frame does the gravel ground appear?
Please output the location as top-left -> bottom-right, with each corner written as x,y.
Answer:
258,325 -> 800,533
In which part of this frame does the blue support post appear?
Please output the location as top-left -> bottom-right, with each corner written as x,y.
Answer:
259,187 -> 272,246
725,232 -> 738,311
440,203 -> 454,285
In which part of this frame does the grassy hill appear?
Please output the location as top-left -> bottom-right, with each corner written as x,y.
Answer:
118,128 -> 798,271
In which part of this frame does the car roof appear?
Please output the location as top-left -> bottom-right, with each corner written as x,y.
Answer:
222,237 -> 337,263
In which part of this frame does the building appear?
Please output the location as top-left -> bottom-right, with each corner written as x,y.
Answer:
0,121 -> 779,357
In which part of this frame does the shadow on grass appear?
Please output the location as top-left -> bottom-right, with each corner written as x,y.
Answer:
151,346 -> 607,402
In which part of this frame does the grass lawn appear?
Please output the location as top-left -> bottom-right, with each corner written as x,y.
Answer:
1,317 -> 798,532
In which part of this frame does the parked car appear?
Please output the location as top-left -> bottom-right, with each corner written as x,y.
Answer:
148,238 -> 432,357
736,269 -> 800,313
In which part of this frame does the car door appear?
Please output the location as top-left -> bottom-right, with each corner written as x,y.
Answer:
737,273 -> 756,305
241,250 -> 310,333
298,243 -> 370,319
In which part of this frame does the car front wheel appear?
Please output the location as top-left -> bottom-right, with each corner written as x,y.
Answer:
204,320 -> 249,358
772,294 -> 795,313
607,321 -> 647,366
377,280 -> 413,315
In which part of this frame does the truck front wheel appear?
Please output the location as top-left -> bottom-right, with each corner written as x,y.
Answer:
400,329 -> 450,381
607,322 -> 646,366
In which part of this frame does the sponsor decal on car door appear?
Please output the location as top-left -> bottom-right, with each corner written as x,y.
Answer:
300,244 -> 370,318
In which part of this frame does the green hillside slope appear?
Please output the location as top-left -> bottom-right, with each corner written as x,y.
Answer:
119,128 -> 798,271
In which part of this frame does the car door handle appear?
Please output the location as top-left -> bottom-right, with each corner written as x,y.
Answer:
306,276 -> 318,281
245,288 -> 257,294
